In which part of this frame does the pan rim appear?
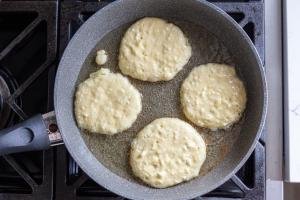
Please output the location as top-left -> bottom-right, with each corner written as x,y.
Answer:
54,0 -> 267,199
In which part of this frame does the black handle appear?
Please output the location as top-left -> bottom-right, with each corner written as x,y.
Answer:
0,114 -> 50,155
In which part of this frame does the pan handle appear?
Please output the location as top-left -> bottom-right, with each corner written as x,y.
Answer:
0,114 -> 50,155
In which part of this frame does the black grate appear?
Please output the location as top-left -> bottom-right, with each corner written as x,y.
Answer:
0,1 -> 57,200
0,0 -> 265,200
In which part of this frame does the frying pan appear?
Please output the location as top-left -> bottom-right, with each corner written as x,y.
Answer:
0,0 -> 267,199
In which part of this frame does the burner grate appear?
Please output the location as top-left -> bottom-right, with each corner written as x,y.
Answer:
0,1 -> 57,200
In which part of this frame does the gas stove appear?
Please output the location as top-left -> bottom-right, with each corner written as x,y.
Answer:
0,1 -> 266,199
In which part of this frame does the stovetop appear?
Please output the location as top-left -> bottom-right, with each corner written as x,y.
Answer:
0,1 -> 265,199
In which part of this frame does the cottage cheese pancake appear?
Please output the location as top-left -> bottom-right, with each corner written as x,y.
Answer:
74,68 -> 142,135
130,118 -> 206,188
181,63 -> 247,130
119,17 -> 192,82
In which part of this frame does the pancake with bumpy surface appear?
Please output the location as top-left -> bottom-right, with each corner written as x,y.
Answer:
181,63 -> 247,130
74,68 -> 142,135
130,118 -> 206,188
119,17 -> 191,82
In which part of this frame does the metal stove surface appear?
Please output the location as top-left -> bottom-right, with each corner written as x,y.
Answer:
0,1 -> 265,199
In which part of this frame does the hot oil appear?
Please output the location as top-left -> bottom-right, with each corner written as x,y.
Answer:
77,19 -> 242,182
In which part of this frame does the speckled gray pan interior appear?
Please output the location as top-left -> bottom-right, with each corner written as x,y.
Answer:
54,0 -> 267,199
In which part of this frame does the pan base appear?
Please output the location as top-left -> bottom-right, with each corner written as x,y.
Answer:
78,18 -> 242,184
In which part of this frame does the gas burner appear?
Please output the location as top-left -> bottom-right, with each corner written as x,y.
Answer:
0,75 -> 10,129
0,69 -> 18,129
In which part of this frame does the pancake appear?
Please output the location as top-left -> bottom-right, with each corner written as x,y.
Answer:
130,118 -> 206,188
119,17 -> 191,82
180,63 -> 247,130
74,68 -> 142,135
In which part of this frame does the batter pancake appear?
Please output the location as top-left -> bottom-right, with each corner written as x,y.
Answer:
74,68 -> 142,135
95,49 -> 108,65
130,118 -> 206,188
180,63 -> 247,130
119,17 -> 192,82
